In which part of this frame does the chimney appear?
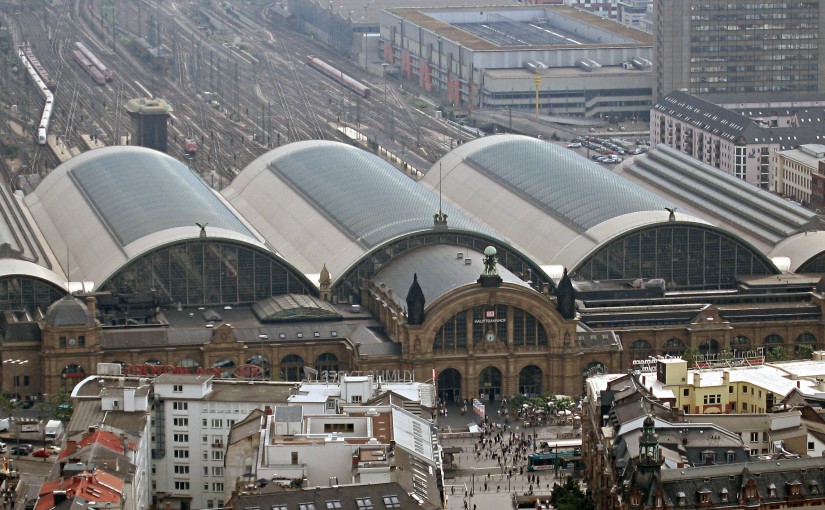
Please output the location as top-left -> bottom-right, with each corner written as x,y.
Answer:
86,296 -> 97,318
264,405 -> 273,416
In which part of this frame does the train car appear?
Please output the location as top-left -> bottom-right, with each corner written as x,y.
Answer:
19,45 -> 54,145
21,45 -> 56,90
72,50 -> 105,85
184,139 -> 198,156
75,41 -> 114,82
306,55 -> 370,98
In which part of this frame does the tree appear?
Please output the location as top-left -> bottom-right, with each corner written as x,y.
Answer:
550,477 -> 593,510
683,346 -> 699,367
796,344 -> 814,360
767,346 -> 789,362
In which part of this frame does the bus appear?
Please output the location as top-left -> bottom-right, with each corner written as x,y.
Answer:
527,451 -> 582,471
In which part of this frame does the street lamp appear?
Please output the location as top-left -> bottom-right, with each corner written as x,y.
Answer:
258,334 -> 268,379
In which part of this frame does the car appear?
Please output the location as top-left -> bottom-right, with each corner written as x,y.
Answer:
16,400 -> 33,409
11,444 -> 33,455
567,142 -> 581,148
32,448 -> 50,458
47,445 -> 61,453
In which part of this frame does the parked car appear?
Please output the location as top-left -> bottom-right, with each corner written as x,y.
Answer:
0,441 -> 6,453
567,142 -> 581,148
11,444 -> 33,455
32,448 -> 50,458
47,445 -> 61,453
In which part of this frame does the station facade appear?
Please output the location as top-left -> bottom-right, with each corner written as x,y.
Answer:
2,138 -> 825,404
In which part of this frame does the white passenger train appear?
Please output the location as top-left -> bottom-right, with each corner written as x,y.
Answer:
18,45 -> 54,145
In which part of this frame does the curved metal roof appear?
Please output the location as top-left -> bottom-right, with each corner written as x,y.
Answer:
25,146 -> 268,287
424,134 -> 702,270
223,140 -> 504,281
769,231 -> 825,272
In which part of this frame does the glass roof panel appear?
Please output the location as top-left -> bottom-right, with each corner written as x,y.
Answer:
268,144 -> 500,248
464,138 -> 674,231
70,149 -> 254,246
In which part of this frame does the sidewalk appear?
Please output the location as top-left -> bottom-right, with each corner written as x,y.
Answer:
437,401 -> 579,510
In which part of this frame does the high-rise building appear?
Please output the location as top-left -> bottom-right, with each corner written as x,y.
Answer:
653,0 -> 825,100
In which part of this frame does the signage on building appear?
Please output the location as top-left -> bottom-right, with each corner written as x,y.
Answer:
311,369 -> 416,383
123,363 -> 222,378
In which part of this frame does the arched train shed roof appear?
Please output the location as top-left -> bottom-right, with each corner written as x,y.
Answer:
24,146 -> 273,288
424,134 -> 710,271
222,141 -> 544,292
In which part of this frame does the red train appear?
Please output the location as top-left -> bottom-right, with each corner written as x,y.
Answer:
21,44 -> 56,90
75,42 -> 114,82
306,55 -> 370,98
185,139 -> 198,155
72,50 -> 106,85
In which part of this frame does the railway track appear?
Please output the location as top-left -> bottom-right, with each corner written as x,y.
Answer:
5,0 -> 480,188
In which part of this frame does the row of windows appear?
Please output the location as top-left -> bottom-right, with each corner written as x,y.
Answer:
283,496 -> 401,510
434,305 -> 548,351
630,332 -> 817,353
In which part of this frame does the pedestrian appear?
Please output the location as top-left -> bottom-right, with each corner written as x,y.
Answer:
484,482 -> 488,491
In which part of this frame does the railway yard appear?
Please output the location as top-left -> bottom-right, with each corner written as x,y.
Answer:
0,0 -> 477,189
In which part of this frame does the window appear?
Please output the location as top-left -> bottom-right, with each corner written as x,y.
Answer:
703,394 -> 721,404
292,452 -> 299,465
173,385 -> 183,392
212,450 -> 223,460
203,451 -> 208,460
356,498 -> 374,510
203,418 -> 208,427
212,419 -> 223,428
173,465 -> 189,474
203,466 -> 209,476
750,432 -> 759,442
212,466 -> 224,476
212,482 -> 224,492
173,402 -> 188,411
382,496 -> 401,508
326,400 -> 336,410
683,389 -> 689,397
59,336 -> 67,348
325,501 -> 342,509
273,506 -> 288,510
324,423 -> 355,433
351,395 -> 362,403
173,433 -> 189,443
174,481 -> 190,491
298,504 -> 316,510
173,449 -> 189,459
173,418 -> 188,427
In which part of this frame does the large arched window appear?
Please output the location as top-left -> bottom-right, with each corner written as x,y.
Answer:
573,224 -> 776,290
280,355 -> 304,382
433,304 -> 547,351
764,334 -> 784,346
101,240 -> 315,307
731,335 -> 751,351
663,338 -> 686,357
315,353 -> 339,374
0,277 -> 64,313
630,340 -> 653,361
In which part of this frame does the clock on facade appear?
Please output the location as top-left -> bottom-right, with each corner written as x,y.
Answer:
68,338 -> 77,346
485,330 -> 496,342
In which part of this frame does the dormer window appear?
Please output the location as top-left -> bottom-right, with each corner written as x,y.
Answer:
811,480 -> 819,494
677,491 -> 686,507
720,488 -> 729,503
768,483 -> 777,497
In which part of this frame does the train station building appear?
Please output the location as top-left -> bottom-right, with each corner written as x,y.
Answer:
2,138 -> 825,405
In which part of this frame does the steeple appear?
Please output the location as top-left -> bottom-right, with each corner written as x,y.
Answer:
406,273 -> 425,325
